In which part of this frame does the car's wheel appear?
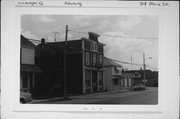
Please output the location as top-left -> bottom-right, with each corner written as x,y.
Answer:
20,98 -> 25,104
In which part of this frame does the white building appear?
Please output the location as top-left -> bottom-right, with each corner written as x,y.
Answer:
20,35 -> 42,93
103,57 -> 132,92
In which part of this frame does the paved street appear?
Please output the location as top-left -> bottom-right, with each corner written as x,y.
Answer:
32,87 -> 158,105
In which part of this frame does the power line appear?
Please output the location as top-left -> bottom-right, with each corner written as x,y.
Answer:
52,32 -> 59,42
68,30 -> 87,35
106,57 -> 158,71
70,24 -> 99,31
105,57 -> 143,66
35,28 -> 158,70
69,30 -> 158,40
70,22 -> 102,31
146,65 -> 158,71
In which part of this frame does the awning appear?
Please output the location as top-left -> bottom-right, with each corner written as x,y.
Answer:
21,64 -> 42,72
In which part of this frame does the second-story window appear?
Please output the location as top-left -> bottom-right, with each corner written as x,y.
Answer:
114,67 -> 120,73
85,52 -> 90,65
98,45 -> 103,53
85,41 -> 91,50
91,42 -> 97,51
99,55 -> 103,65
92,53 -> 97,66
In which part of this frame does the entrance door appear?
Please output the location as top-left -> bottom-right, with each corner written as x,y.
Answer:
92,71 -> 98,92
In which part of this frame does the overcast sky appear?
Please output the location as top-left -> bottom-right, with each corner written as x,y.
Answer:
21,15 -> 158,71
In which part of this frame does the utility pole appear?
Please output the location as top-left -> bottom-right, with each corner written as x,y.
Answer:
63,25 -> 68,99
131,55 -> 134,87
143,53 -> 146,86
131,55 -> 133,70
52,32 -> 59,42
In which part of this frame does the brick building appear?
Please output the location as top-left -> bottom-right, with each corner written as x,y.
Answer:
35,32 -> 105,96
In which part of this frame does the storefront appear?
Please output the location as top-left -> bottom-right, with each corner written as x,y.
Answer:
20,64 -> 42,93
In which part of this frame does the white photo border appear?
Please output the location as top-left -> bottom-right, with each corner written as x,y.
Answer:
1,1 -> 179,119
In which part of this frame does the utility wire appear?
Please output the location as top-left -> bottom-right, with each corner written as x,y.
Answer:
105,57 -> 143,66
70,24 -> 99,31
70,22 -> 104,31
106,57 -> 158,71
30,28 -> 158,70
68,30 -> 87,35
146,65 -> 158,71
69,30 -> 158,40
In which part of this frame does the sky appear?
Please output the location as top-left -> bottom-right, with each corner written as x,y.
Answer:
21,15 -> 158,71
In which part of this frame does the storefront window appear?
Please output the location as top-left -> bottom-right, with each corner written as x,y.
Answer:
98,71 -> 103,86
113,78 -> 118,85
85,70 -> 91,88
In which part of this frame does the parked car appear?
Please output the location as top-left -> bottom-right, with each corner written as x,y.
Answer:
131,84 -> 146,91
20,90 -> 32,104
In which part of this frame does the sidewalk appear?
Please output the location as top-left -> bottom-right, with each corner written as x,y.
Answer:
29,89 -> 130,104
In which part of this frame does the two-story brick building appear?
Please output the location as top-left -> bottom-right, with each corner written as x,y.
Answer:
20,35 -> 42,94
35,32 -> 105,96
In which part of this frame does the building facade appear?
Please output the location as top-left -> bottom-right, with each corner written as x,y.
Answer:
124,69 -> 158,87
20,35 -> 42,95
121,73 -> 133,89
35,32 -> 105,96
103,57 -> 132,91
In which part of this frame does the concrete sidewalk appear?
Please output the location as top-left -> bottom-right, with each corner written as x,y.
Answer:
29,89 -> 130,104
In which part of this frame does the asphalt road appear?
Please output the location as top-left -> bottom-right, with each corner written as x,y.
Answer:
88,89 -> 158,104
35,87 -> 158,105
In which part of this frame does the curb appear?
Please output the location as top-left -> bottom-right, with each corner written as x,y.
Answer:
29,97 -> 64,104
30,89 -> 130,104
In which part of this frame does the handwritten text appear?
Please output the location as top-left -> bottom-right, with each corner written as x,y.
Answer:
18,1 -> 44,6
140,1 -> 169,7
64,1 -> 82,7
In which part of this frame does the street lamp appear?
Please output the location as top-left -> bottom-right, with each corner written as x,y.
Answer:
143,53 -> 152,87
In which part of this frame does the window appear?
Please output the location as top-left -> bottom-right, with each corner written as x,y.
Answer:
114,67 -> 120,73
127,78 -> 129,87
85,41 -> 91,50
113,78 -> 119,85
85,52 -> 90,65
98,71 -> 103,86
92,53 -> 97,66
91,42 -> 97,51
95,44 -> 97,51
99,55 -> 103,65
98,45 -> 103,53
85,70 -> 91,88
133,72 -> 141,78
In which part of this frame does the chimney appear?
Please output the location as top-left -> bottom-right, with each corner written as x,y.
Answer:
41,38 -> 46,45
88,32 -> 100,42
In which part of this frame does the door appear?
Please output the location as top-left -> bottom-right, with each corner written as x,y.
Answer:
92,71 -> 98,92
